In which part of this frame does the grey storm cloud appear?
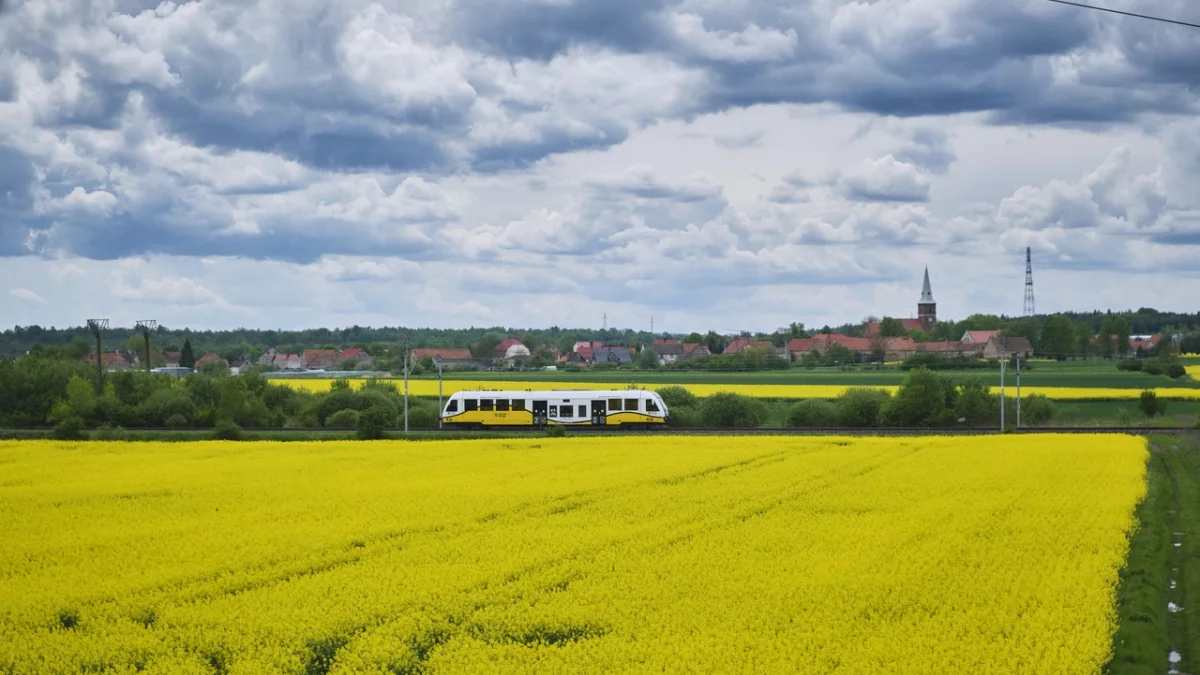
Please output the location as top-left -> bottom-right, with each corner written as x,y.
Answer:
2,0 -> 1200,266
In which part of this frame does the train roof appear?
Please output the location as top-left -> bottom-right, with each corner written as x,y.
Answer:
449,389 -> 662,398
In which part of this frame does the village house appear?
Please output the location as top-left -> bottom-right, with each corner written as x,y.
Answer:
302,349 -> 338,370
960,330 -> 1000,344
682,342 -> 711,359
982,336 -> 1033,359
592,347 -> 634,365
723,338 -> 778,356
411,348 -> 474,366
649,338 -> 685,364
337,347 -> 374,366
493,338 -> 532,366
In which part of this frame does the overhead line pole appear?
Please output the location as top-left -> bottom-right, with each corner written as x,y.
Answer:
136,320 -> 157,373
86,319 -> 108,393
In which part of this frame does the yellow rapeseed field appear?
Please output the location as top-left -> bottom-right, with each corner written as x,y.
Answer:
275,377 -> 1200,401
0,436 -> 1144,674
1187,364 -> 1200,380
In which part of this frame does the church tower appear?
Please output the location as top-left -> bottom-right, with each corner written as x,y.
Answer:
918,266 -> 937,331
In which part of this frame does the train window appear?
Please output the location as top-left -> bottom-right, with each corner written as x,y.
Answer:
481,399 -> 494,411
446,399 -> 459,413
496,399 -> 510,411
512,399 -> 526,411
609,399 -> 622,411
465,399 -> 478,412
625,398 -> 639,411
549,405 -> 558,416
560,405 -> 571,418
578,405 -> 586,417
646,399 -> 659,413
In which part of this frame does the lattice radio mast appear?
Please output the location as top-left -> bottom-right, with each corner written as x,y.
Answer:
1023,247 -> 1035,316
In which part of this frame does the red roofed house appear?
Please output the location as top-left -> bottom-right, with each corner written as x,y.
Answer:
864,319 -> 925,337
82,352 -> 132,370
162,351 -> 181,367
302,349 -> 338,370
412,348 -> 473,364
961,330 -> 1000,344
724,338 -> 776,355
338,347 -> 374,365
681,342 -> 711,359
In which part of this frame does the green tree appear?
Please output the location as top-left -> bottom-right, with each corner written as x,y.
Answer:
682,332 -> 704,344
1114,317 -> 1132,358
471,331 -> 505,359
656,386 -> 698,409
1138,390 -> 1166,418
907,328 -> 930,342
834,388 -> 891,427
787,400 -> 837,427
179,339 -> 196,368
636,348 -> 660,370
880,369 -> 952,427
878,317 -> 907,338
954,378 -> 995,427
49,375 -> 97,424
1075,323 -> 1092,359
703,331 -> 726,355
1038,315 -> 1076,360
530,348 -> 556,368
788,322 -> 808,339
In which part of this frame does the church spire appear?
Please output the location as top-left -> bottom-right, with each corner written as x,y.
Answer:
920,266 -> 934,303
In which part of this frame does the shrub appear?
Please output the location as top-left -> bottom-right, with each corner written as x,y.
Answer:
880,369 -> 951,427
136,388 -> 196,427
1167,363 -> 1186,379
656,386 -> 699,409
699,392 -> 768,428
357,405 -> 392,440
666,405 -> 702,427
53,416 -> 85,440
1142,361 -> 1165,376
545,425 -> 567,438
1019,394 -> 1056,426
1138,391 -> 1167,419
1116,359 -> 1142,372
212,420 -> 243,441
953,379 -> 995,427
405,401 -> 439,429
326,409 -> 361,429
1054,405 -> 1081,424
164,413 -> 189,428
93,424 -> 128,441
787,400 -> 837,428
835,388 -> 891,428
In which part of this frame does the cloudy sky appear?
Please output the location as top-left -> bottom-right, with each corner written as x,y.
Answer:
2,0 -> 1199,333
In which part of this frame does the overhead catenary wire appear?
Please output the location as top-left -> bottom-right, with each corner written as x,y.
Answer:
1042,0 -> 1200,29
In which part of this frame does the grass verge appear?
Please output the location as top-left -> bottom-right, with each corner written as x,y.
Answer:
1107,433 -> 1200,674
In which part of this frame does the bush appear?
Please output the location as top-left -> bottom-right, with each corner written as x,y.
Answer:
835,387 -> 891,427
212,420 -> 243,441
1167,363 -> 1186,379
953,378 -> 995,427
405,401 -> 439,429
699,392 -> 768,428
545,425 -> 566,438
880,369 -> 953,427
1019,394 -> 1056,426
1139,390 -> 1167,419
53,416 -> 85,440
666,405 -> 702,427
93,424 -> 128,441
786,400 -> 838,428
326,409 -> 361,428
1116,359 -> 1142,372
656,385 -> 699,409
164,413 -> 189,428
357,405 -> 392,440
1142,361 -> 1165,376
1054,405 -> 1081,424
136,388 -> 196,427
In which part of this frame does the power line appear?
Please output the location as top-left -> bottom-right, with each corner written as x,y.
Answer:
1043,0 -> 1200,29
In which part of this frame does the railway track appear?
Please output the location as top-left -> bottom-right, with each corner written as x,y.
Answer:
3,426 -> 1196,436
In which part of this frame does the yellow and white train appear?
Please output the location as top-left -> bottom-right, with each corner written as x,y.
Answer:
440,389 -> 670,428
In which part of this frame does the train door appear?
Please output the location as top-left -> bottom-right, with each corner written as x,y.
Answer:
590,399 -> 607,426
532,400 -> 548,426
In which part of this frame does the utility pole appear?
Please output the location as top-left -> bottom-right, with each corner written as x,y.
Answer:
999,357 -> 1006,431
403,347 -> 410,433
86,319 -> 108,393
1016,354 -> 1022,429
434,355 -> 445,429
135,320 -> 157,373
603,312 -> 607,331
